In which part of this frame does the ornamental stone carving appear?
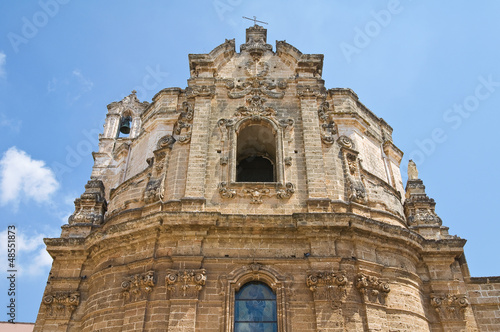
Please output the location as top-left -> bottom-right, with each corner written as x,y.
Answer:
174,101 -> 195,144
318,102 -> 337,145
121,271 -> 156,303
226,77 -> 287,99
185,85 -> 215,98
307,271 -> 347,306
144,178 -> 164,204
42,291 -> 80,317
68,179 -> 107,225
156,134 -> 176,150
276,182 -> 295,199
355,273 -> 390,305
234,95 -> 276,120
166,269 -> 207,299
338,145 -> 367,205
430,293 -> 469,321
218,182 -> 237,199
297,84 -> 327,99
243,187 -> 271,204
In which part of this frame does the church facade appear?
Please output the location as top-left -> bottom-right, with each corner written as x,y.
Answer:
34,25 -> 500,331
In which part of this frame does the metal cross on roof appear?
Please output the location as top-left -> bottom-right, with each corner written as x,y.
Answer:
242,16 -> 268,26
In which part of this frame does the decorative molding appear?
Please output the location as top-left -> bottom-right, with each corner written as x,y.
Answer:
430,293 -> 469,321
166,269 -> 206,299
276,182 -> 295,199
243,187 -> 271,204
297,84 -> 327,99
355,273 -> 390,305
68,179 -> 107,225
337,135 -> 354,149
42,291 -> 80,317
144,178 -> 164,204
318,102 -> 337,145
185,85 -> 215,98
121,271 -> 156,303
226,77 -> 287,99
173,101 -> 195,144
218,182 -> 237,199
234,95 -> 276,120
157,135 -> 175,150
307,271 -> 347,306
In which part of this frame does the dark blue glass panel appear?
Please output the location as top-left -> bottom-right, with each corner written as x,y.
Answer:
234,322 -> 278,332
235,283 -> 276,300
235,300 -> 277,322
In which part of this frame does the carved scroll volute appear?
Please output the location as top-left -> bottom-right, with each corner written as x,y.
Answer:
306,271 -> 347,307
173,101 -> 195,144
355,273 -> 390,305
165,269 -> 207,300
121,271 -> 156,303
337,136 -> 367,205
42,291 -> 80,317
144,135 -> 175,204
317,101 -> 337,145
430,293 -> 469,321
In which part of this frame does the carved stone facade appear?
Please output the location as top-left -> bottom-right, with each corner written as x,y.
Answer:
34,25 -> 499,332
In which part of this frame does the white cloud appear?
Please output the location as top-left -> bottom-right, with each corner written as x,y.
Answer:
0,51 -> 5,78
47,69 -> 93,104
0,147 -> 59,209
0,230 -> 54,277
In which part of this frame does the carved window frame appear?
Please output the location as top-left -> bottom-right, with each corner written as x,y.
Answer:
220,264 -> 290,332
230,117 -> 284,184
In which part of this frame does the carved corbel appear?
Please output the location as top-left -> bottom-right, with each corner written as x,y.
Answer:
121,271 -> 156,303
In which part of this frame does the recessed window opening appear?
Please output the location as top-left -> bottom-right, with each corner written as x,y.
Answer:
236,123 -> 276,182
234,282 -> 277,332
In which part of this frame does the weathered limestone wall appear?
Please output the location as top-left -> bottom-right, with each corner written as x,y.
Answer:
467,277 -> 500,331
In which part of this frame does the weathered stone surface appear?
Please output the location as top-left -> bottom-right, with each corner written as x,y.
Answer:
34,25 -> 498,332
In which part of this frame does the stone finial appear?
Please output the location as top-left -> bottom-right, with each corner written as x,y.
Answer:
408,159 -> 418,180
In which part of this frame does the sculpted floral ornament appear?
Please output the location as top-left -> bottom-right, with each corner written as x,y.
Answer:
307,271 -> 347,306
43,291 -> 80,317
337,135 -> 354,149
121,271 -> 156,303
355,273 -> 390,305
243,188 -> 271,204
218,182 -> 237,199
174,101 -> 195,144
144,178 -> 164,204
297,84 -> 327,99
226,77 -> 287,99
234,95 -> 276,120
166,269 -> 207,299
318,102 -> 337,145
276,182 -> 295,199
185,85 -> 215,98
430,293 -> 469,321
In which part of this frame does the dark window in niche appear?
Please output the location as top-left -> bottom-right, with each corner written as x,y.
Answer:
236,123 -> 276,182
234,282 -> 277,332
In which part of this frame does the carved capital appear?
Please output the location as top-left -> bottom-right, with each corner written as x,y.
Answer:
431,293 -> 469,321
355,273 -> 390,305
307,271 -> 347,306
42,291 -> 80,317
166,269 -> 206,299
121,271 -> 156,303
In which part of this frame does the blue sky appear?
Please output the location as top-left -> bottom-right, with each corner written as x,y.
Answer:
0,0 -> 499,323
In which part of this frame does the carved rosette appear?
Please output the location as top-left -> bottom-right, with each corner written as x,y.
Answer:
121,271 -> 156,303
68,179 -> 107,225
355,273 -> 390,305
42,291 -> 80,317
307,272 -> 347,306
317,101 -> 337,145
430,294 -> 469,321
166,269 -> 207,299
